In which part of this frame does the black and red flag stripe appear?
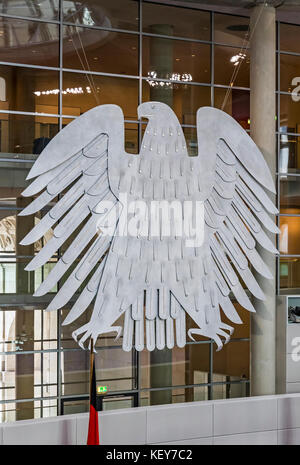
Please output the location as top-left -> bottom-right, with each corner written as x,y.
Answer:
87,351 -> 99,445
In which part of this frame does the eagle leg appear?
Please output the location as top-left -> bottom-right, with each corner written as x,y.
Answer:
72,322 -> 122,351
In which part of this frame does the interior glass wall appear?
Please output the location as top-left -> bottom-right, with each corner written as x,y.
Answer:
3,0 -> 293,421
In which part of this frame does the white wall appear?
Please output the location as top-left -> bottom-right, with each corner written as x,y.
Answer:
2,393 -> 300,445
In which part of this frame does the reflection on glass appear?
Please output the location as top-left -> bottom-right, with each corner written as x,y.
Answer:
143,81 -> 210,124
279,216 -> 300,255
280,54 -> 300,93
142,3 -> 210,41
280,257 -> 300,290
63,26 -> 138,75
62,0 -> 139,31
214,87 -> 250,129
212,380 -> 249,400
63,72 -> 139,119
143,36 -> 210,84
0,65 -> 59,114
0,113 -> 58,156
280,94 -> 300,134
279,134 -> 300,173
0,17 -> 59,67
0,308 -> 58,421
0,0 -> 60,20
213,340 -> 250,383
140,386 -> 208,407
214,13 -> 249,47
61,346 -> 135,396
280,23 -> 300,54
280,177 -> 300,210
214,45 -> 249,88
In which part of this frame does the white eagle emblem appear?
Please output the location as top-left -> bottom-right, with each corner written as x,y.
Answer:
20,102 -> 278,352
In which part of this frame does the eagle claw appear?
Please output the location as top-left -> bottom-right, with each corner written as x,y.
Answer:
72,324 -> 123,351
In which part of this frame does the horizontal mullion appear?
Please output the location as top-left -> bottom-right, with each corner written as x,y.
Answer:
0,12 -> 60,24
0,60 -> 60,71
62,20 -> 140,36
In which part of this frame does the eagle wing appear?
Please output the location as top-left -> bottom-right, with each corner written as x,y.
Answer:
20,104 -> 134,328
180,106 -> 279,349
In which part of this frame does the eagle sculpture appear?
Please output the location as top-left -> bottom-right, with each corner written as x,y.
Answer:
19,102 -> 279,352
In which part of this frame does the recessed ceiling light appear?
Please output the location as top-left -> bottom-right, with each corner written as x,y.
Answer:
93,57 -> 99,60
175,58 -> 180,61
191,54 -> 195,57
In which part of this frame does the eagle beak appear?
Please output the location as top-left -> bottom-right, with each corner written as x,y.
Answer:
137,103 -> 151,120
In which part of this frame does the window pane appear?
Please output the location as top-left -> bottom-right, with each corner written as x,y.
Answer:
142,3 -> 210,41
140,341 -> 210,391
214,13 -> 249,47
215,45 -> 249,88
0,0 -> 60,21
61,346 -> 135,396
280,53 -> 300,93
142,81 -> 211,124
214,87 -> 250,129
280,23 -> 300,54
0,17 -> 59,67
280,94 -> 300,134
0,113 -> 58,156
62,0 -> 139,31
280,257 -> 300,290
280,176 -> 300,211
0,65 -> 59,114
212,381 -> 249,400
213,340 -> 250,383
279,216 -> 300,255
279,134 -> 300,174
142,36 -> 210,84
63,26 -> 139,76
141,386 -> 208,407
63,72 -> 139,120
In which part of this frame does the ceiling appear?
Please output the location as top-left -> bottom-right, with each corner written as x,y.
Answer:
145,0 -> 300,25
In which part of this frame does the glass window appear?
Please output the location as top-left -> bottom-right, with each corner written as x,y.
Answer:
0,65 -> 59,114
280,93 -> 300,134
142,36 -> 210,84
63,72 -> 139,120
142,81 -> 211,124
62,0 -> 139,31
213,340 -> 250,383
142,3 -> 210,41
214,87 -> 250,130
63,26 -> 139,76
0,0 -> 60,21
0,113 -> 58,156
279,134 -> 300,174
280,176 -> 300,211
280,23 -> 300,54
0,17 -> 59,67
280,53 -> 300,93
280,257 -> 300,290
279,216 -> 300,255
214,13 -> 249,47
214,45 -> 250,88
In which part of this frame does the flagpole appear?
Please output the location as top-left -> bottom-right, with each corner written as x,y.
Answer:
87,337 -> 100,445
89,338 -> 94,399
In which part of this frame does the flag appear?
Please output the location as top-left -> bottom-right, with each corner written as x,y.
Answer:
87,351 -> 99,445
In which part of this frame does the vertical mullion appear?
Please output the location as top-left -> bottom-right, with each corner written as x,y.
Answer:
211,11 -> 214,107
41,309 -> 44,418
277,20 -> 281,295
137,0 -> 142,407
57,0 -> 63,416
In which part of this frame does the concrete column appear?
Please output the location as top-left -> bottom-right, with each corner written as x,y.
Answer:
149,25 -> 173,406
250,3 -> 276,396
